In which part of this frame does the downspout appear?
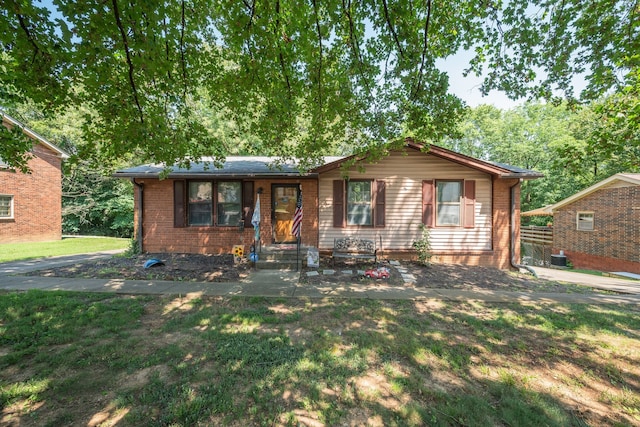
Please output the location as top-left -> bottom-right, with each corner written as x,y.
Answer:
132,178 -> 143,254
510,179 -> 537,276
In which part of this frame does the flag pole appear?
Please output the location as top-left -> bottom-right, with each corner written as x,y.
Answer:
291,184 -> 303,271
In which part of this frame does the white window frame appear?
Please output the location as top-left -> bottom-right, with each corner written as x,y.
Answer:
576,212 -> 594,231
347,180 -> 373,226
436,180 -> 462,227
0,195 -> 14,219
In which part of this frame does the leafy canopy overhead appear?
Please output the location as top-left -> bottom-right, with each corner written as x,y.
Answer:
1,0 -> 637,167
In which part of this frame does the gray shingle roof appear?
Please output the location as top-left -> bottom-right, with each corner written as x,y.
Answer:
114,156 -> 345,178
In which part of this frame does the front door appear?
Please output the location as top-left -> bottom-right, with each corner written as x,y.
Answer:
272,184 -> 298,243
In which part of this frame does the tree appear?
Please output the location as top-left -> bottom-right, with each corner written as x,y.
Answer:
1,0 -> 637,167
587,65 -> 640,175
443,102 -> 596,213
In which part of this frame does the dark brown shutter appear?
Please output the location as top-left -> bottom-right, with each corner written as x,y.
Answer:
422,180 -> 434,227
174,180 -> 186,228
333,180 -> 345,228
464,180 -> 476,228
375,180 -> 385,227
243,181 -> 254,227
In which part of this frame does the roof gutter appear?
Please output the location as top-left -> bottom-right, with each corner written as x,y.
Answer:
510,179 -> 537,277
113,173 -> 318,180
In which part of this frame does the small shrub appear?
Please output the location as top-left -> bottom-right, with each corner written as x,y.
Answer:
412,224 -> 432,265
124,238 -> 141,257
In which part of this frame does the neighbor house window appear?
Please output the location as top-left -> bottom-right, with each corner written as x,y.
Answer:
216,181 -> 242,226
436,181 -> 462,226
347,180 -> 372,225
577,212 -> 594,231
0,195 -> 13,218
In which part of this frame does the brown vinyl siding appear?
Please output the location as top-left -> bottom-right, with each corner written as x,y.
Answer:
318,150 -> 492,251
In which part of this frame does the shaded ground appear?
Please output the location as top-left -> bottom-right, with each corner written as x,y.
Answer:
25,253 -> 251,283
1,293 -> 638,426
302,259 -> 601,293
25,253 -> 602,294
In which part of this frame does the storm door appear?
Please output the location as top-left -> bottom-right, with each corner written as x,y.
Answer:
272,184 -> 298,243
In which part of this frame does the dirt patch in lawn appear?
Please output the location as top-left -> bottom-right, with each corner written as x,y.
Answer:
24,253 -> 605,294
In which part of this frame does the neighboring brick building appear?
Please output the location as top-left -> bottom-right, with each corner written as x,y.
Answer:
115,142 -> 542,270
550,173 -> 640,274
1,113 -> 69,243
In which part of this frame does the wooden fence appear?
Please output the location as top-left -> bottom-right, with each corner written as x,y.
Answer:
520,226 -> 553,266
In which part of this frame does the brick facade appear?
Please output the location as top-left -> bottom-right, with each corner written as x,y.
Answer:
553,185 -> 640,274
0,144 -> 64,243
133,178 -> 318,255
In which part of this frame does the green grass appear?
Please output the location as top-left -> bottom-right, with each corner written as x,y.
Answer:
1,292 -> 639,426
0,237 -> 129,262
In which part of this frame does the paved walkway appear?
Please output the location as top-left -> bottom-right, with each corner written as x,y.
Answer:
1,253 -> 639,304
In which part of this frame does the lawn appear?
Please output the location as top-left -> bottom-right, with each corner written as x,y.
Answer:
1,291 -> 638,426
0,237 -> 130,263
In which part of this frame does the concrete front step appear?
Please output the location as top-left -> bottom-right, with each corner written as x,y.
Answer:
251,245 -> 310,269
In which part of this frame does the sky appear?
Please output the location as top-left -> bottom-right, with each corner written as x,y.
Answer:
438,51 -> 521,109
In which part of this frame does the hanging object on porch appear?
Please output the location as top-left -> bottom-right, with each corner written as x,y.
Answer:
252,192 -> 261,246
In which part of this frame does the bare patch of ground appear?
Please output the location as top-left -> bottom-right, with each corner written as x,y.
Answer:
24,253 -> 251,282
302,258 -> 602,293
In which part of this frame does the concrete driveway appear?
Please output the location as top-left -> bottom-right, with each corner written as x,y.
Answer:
532,266 -> 640,295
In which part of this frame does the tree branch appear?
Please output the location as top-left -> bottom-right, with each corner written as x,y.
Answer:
111,0 -> 144,123
16,13 -> 43,65
342,0 -> 373,99
382,0 -> 405,59
412,0 -> 432,99
312,0 -> 323,112
181,0 -> 187,100
275,0 -> 292,98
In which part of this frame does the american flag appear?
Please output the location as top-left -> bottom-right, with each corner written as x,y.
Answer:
291,188 -> 303,238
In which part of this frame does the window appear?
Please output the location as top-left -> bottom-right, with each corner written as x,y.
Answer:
422,180 -> 475,228
216,181 -> 242,226
577,212 -> 594,231
436,181 -> 462,226
183,180 -> 244,227
333,180 -> 385,228
347,181 -> 372,225
0,195 -> 13,219
188,182 -> 212,226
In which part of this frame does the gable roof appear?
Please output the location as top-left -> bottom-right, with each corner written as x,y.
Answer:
312,140 -> 543,179
114,139 -> 543,180
1,112 -> 69,159
547,173 -> 640,212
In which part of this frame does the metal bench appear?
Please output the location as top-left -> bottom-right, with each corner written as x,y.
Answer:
332,236 -> 378,266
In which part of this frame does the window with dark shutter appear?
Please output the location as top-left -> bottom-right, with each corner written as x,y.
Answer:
243,181 -> 254,228
333,180 -> 345,228
174,180 -> 186,228
463,180 -> 476,228
422,180 -> 434,227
